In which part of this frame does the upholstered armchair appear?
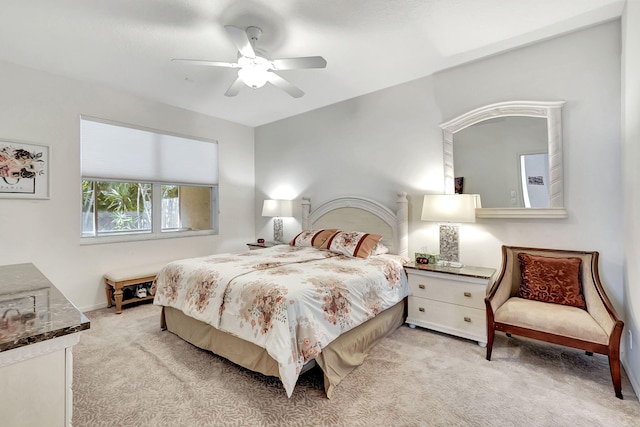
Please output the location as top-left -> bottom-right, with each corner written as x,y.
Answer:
485,246 -> 624,399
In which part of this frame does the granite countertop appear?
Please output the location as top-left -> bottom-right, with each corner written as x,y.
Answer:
0,263 -> 90,352
405,262 -> 496,280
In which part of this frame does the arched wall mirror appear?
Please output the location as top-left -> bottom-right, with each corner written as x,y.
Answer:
440,100 -> 568,219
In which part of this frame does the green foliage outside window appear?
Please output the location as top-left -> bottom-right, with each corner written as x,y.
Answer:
82,180 -> 152,235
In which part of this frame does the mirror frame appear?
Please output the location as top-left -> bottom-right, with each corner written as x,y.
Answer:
440,100 -> 567,219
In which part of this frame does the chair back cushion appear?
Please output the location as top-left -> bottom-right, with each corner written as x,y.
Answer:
517,253 -> 586,309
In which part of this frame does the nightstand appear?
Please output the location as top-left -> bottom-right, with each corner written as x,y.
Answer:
404,262 -> 495,347
246,241 -> 285,250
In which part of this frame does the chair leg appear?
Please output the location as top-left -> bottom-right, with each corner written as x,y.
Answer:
608,351 -> 623,399
486,327 -> 495,361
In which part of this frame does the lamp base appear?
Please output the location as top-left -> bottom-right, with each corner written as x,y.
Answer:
439,224 -> 460,265
436,260 -> 465,268
273,218 -> 284,242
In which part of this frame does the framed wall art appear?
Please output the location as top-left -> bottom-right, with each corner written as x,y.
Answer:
0,140 -> 50,199
454,176 -> 464,194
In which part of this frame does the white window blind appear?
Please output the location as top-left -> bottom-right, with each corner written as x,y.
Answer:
81,118 -> 218,185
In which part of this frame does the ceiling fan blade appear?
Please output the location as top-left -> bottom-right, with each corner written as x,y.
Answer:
224,25 -> 256,58
224,76 -> 245,97
172,58 -> 240,68
271,56 -> 327,70
266,72 -> 304,98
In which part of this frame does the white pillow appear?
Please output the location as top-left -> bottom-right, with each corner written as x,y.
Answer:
373,242 -> 390,255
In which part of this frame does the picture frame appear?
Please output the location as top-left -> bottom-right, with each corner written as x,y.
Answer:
454,176 -> 464,194
0,140 -> 50,199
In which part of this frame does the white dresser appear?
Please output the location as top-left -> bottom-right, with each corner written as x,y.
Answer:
405,263 -> 495,347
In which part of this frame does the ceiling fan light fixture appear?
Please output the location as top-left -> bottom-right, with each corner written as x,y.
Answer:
173,25 -> 325,97
237,55 -> 270,88
238,67 -> 268,88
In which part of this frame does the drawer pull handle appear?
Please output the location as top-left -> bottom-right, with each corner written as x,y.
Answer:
464,292 -> 472,297
464,317 -> 471,322
418,284 -> 425,289
419,307 -> 425,312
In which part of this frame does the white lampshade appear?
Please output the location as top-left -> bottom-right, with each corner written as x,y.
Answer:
261,200 -> 293,217
421,194 -> 478,223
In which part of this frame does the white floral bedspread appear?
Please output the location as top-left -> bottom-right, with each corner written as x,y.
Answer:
153,245 -> 409,397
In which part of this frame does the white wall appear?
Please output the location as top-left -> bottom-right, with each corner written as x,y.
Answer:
0,60 -> 256,311
256,19 -> 629,374
622,1 -> 640,395
432,20 -> 623,297
255,76 -> 445,241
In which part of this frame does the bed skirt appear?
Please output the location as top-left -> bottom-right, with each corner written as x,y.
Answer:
161,298 -> 406,398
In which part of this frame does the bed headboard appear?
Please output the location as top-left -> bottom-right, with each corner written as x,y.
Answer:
301,193 -> 409,258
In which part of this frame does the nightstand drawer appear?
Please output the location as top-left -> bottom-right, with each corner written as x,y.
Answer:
407,298 -> 486,339
407,274 -> 486,310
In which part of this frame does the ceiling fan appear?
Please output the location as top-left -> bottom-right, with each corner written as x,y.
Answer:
172,25 -> 327,98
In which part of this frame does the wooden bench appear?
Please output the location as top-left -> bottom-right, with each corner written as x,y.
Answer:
104,264 -> 166,314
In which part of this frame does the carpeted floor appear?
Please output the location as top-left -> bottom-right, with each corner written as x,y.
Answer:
73,304 -> 640,427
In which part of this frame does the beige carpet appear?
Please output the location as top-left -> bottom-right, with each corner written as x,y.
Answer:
73,304 -> 639,427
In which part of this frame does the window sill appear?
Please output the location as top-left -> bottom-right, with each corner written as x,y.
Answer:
80,229 -> 217,245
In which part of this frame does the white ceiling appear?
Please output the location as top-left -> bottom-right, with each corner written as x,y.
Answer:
0,0 -> 625,127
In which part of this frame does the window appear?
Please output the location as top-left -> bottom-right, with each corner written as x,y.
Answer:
80,118 -> 218,241
82,181 -> 152,236
161,184 -> 213,232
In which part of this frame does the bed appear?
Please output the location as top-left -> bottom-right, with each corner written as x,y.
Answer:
153,193 -> 410,398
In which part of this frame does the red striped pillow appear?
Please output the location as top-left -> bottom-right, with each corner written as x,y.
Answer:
289,229 -> 338,248
319,231 -> 383,258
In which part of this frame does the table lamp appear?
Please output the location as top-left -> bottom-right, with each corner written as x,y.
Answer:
421,194 -> 479,267
261,199 -> 293,242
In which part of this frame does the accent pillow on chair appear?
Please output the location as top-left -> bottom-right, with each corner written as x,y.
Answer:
517,253 -> 586,309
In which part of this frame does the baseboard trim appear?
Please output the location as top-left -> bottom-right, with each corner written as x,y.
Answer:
79,302 -> 108,313
622,354 -> 640,398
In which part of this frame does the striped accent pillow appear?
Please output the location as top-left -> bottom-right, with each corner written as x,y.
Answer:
320,231 -> 383,258
289,229 -> 338,248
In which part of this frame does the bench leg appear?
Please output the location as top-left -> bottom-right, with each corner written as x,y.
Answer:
105,283 -> 113,308
114,287 -> 124,315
